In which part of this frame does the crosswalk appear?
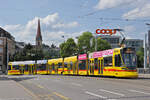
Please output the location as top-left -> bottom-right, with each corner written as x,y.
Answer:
85,89 -> 150,100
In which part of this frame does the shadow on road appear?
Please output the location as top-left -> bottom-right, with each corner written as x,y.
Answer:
0,75 -> 36,82
1,74 -> 150,82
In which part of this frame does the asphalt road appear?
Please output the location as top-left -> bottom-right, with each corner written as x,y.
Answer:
1,75 -> 150,100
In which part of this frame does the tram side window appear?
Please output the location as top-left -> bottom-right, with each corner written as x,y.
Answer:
79,60 -> 86,70
25,65 -> 29,71
104,57 -> 112,66
64,63 -> 68,68
58,63 -> 62,68
36,65 -> 40,70
115,55 -> 122,67
38,64 -> 46,70
12,65 -> 20,70
70,62 -> 73,70
94,58 -> 98,70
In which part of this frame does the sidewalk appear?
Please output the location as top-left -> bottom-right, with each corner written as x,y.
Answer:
138,74 -> 150,78
0,80 -> 34,100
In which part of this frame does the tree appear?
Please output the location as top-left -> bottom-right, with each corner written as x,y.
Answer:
78,31 -> 93,54
136,47 -> 144,68
24,43 -> 33,50
51,43 -> 56,48
77,31 -> 111,54
60,38 -> 77,57
97,38 -> 111,51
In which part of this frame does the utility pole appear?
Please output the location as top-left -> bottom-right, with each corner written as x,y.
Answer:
94,33 -> 97,51
144,33 -> 147,69
145,23 -> 150,69
5,37 -> 8,74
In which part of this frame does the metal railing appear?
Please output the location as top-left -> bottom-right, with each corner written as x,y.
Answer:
137,68 -> 150,74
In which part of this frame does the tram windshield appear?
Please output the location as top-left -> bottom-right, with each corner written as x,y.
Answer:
122,48 -> 136,69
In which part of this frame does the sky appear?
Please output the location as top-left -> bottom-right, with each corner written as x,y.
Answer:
0,0 -> 150,46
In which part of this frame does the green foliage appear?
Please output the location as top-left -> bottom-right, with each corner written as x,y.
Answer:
77,31 -> 111,54
10,43 -> 60,61
59,31 -> 112,56
136,47 -> 144,68
78,31 -> 93,54
60,38 -> 77,57
97,38 -> 111,51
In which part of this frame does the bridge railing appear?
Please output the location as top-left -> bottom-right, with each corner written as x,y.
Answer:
137,68 -> 150,74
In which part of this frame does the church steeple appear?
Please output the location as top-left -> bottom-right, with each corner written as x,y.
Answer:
36,19 -> 42,47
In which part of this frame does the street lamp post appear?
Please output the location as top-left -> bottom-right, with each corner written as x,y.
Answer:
145,23 -> 150,70
5,37 -> 8,74
94,33 -> 97,51
144,33 -> 147,69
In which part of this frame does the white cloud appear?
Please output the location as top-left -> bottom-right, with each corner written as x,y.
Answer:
124,25 -> 136,32
123,3 -> 150,19
52,21 -> 79,28
42,30 -> 84,46
95,0 -> 135,10
2,13 -> 80,46
4,24 -> 22,31
41,13 -> 59,25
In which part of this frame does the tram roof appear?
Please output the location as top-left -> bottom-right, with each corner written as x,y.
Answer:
36,60 -> 47,64
64,56 -> 77,62
10,61 -> 35,65
48,58 -> 63,64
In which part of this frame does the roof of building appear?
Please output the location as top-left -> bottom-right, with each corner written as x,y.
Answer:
0,27 -> 15,40
125,39 -> 143,41
99,35 -> 121,38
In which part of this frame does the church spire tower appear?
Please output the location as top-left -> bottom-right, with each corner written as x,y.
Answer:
36,19 -> 42,47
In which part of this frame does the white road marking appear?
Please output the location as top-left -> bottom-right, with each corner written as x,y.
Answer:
128,89 -> 150,95
71,83 -> 82,87
85,91 -> 107,99
99,89 -> 125,96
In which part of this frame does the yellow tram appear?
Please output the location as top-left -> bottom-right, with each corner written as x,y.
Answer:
8,47 -> 138,78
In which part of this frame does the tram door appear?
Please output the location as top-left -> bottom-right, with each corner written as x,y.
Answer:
73,62 -> 76,74
70,62 -> 73,74
51,63 -> 55,74
90,59 -> 94,75
32,65 -> 36,75
46,64 -> 49,74
20,65 -> 24,75
98,58 -> 104,75
49,64 -> 52,74
29,65 -> 34,75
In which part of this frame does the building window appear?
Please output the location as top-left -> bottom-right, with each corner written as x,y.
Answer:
0,40 -> 3,45
0,56 -> 2,61
0,48 -> 2,53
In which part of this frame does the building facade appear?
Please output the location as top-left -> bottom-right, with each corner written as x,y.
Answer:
124,39 -> 143,51
0,27 -> 15,73
99,35 -> 121,48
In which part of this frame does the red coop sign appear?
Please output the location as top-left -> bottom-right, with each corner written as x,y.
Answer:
96,29 -> 116,35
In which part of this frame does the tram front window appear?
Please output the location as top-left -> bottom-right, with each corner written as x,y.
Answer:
122,48 -> 136,69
